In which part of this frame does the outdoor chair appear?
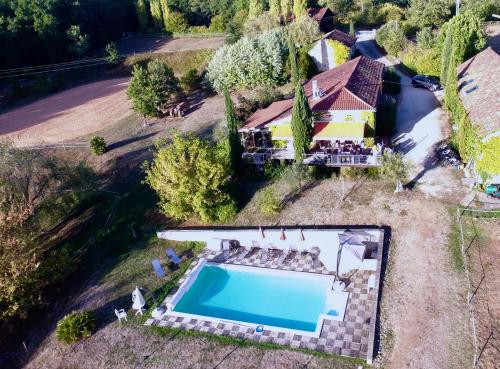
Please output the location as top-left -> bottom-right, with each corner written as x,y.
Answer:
151,259 -> 166,278
276,250 -> 288,266
166,248 -> 181,265
368,274 -> 376,290
236,246 -> 251,261
260,246 -> 269,263
114,308 -> 127,324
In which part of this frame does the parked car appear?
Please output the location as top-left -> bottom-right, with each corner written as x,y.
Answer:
411,75 -> 442,91
485,184 -> 500,199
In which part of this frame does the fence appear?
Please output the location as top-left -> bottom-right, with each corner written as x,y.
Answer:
456,203 -> 499,368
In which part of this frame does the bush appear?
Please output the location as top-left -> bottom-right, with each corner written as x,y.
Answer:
180,69 -> 199,91
89,136 -> 106,156
383,66 -> 401,95
164,12 -> 188,33
207,28 -> 288,92
376,21 -> 407,56
243,12 -> 280,37
416,27 -> 435,49
255,87 -> 284,108
56,311 -> 95,344
400,44 -> 441,77
286,16 -> 320,47
326,39 -> 349,65
257,186 -> 282,215
209,14 -> 226,32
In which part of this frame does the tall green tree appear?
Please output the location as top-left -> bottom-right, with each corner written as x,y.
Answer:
144,134 -> 237,223
293,0 -> 308,19
269,0 -> 281,17
288,36 -> 299,87
381,152 -> 410,192
440,24 -> 452,85
224,87 -> 242,173
160,0 -> 171,29
136,0 -> 149,31
104,42 -> 120,65
127,60 -> 179,118
290,83 -> 313,162
281,0 -> 292,19
248,0 -> 264,18
407,0 -> 452,28
150,0 -> 164,29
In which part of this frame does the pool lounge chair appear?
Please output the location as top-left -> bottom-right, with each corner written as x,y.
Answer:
276,250 -> 287,265
236,246 -> 251,261
166,248 -> 181,264
151,259 -> 166,278
311,253 -> 322,269
260,246 -> 269,263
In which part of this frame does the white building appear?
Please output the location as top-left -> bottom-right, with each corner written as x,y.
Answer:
308,29 -> 357,72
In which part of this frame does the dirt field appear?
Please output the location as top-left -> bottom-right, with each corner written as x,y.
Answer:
463,217 -> 499,369
0,37 -> 224,147
116,36 -> 225,55
22,178 -> 473,369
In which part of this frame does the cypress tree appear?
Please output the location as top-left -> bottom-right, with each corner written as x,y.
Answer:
349,21 -> 355,36
224,87 -> 242,172
136,0 -> 149,31
269,0 -> 281,18
150,0 -> 163,29
288,36 -> 299,87
440,25 -> 453,85
281,0 -> 292,20
248,0 -> 263,18
291,83 -> 313,162
160,0 -> 170,29
293,0 -> 307,19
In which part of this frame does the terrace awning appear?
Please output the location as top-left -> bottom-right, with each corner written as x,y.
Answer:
270,122 -> 366,140
313,122 -> 365,140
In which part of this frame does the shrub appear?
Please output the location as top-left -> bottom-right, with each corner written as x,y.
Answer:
243,12 -> 280,37
180,69 -> 199,91
257,186 -> 282,215
56,311 -> 95,344
164,12 -> 188,33
255,87 -> 284,108
376,21 -> 407,56
89,136 -> 106,156
416,27 -> 435,49
209,14 -> 226,33
207,28 -> 288,92
383,66 -> 401,95
376,3 -> 404,23
400,45 -> 441,76
286,16 -> 320,47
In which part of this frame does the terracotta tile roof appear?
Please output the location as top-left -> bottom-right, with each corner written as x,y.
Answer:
307,7 -> 330,21
323,29 -> 357,48
457,47 -> 500,136
240,56 -> 384,131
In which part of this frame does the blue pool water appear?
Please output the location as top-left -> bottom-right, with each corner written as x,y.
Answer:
173,265 -> 331,332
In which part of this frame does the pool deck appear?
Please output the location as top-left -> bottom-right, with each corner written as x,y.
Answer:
145,231 -> 384,363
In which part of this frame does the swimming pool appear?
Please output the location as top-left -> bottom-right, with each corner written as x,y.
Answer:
168,261 -> 348,336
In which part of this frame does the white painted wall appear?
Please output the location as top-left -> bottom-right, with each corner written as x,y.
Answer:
308,40 -> 355,72
157,228 -> 381,274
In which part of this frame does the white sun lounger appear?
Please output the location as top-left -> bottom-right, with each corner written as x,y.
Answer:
236,246 -> 251,261
151,259 -> 166,278
276,250 -> 288,265
260,246 -> 269,263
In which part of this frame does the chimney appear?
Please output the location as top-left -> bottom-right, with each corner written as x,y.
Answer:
312,80 -> 320,100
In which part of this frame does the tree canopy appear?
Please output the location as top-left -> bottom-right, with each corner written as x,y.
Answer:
127,59 -> 180,118
144,134 -> 237,223
290,83 -> 313,162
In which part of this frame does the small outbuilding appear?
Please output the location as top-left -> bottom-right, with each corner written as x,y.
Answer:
308,29 -> 357,72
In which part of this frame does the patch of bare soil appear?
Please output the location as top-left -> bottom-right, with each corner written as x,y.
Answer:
0,77 -> 131,146
467,219 -> 500,369
116,36 -> 225,55
23,178 -> 472,369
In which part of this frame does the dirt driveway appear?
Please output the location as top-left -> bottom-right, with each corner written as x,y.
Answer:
116,36 -> 225,55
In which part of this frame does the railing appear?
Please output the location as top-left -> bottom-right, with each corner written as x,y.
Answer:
304,153 -> 382,167
242,149 -> 382,167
